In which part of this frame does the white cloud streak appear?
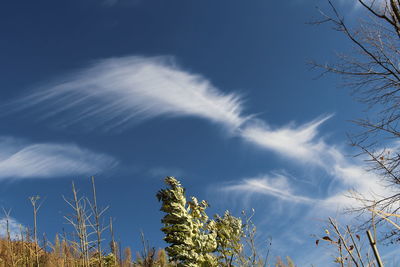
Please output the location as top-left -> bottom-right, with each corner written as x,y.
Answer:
0,137 -> 117,179
223,174 -> 313,204
10,55 -> 334,165
14,56 -> 245,131
224,129 -> 394,214
240,115 -> 332,164
9,55 -> 393,210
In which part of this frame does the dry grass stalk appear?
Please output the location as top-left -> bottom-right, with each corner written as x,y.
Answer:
88,176 -> 108,267
29,195 -> 42,266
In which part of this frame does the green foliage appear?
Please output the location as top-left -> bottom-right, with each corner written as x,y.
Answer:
156,177 -> 218,267
157,177 -> 276,267
214,211 -> 243,266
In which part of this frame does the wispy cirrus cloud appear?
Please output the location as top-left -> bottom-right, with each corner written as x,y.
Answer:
240,115 -> 332,164
0,137 -> 117,180
221,136 -> 394,214
222,173 -> 313,204
7,54 -> 391,210
7,55 -> 332,164
11,56 -> 245,131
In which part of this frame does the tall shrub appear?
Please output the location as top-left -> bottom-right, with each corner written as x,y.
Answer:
156,177 -> 217,267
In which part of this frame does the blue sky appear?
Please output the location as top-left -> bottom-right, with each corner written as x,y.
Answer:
0,0 -> 395,265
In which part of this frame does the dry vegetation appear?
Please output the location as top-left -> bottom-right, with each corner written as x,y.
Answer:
0,176 -> 395,266
0,177 -> 297,267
